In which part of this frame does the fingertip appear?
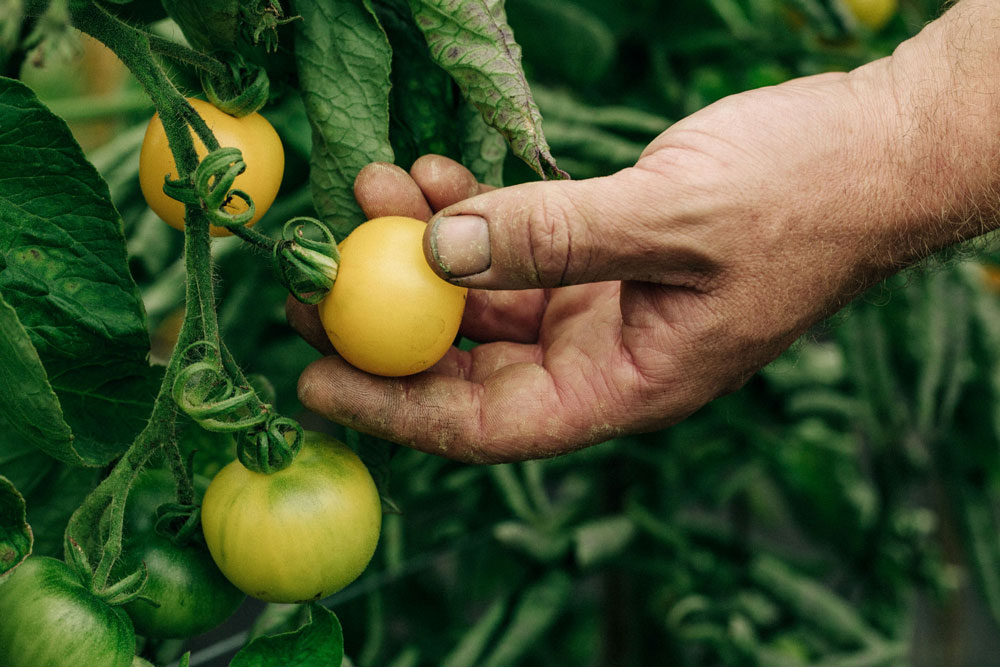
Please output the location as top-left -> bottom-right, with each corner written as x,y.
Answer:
296,356 -> 330,412
411,155 -> 480,211
297,355 -> 368,419
354,162 -> 433,221
423,214 -> 492,280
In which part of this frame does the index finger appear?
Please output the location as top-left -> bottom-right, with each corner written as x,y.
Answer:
295,355 -> 578,463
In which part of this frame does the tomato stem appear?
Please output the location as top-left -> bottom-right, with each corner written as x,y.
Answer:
146,32 -> 230,80
229,224 -> 277,250
70,5 -> 300,540
64,1 -> 226,579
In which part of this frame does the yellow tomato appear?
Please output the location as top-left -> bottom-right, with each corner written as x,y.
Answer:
842,0 -> 897,31
201,432 -> 382,603
319,216 -> 468,376
139,98 -> 284,237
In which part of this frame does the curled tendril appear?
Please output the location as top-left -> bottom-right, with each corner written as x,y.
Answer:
273,217 -> 341,304
195,147 -> 256,229
236,415 -> 305,474
200,50 -> 270,117
160,147 -> 256,229
171,341 -> 267,432
161,173 -> 200,206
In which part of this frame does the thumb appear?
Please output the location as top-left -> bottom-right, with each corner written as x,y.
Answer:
422,168 -> 670,289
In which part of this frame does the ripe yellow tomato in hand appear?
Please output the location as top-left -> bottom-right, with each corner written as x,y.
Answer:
139,98 -> 284,237
319,216 -> 468,377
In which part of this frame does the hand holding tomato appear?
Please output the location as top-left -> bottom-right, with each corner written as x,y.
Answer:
289,1 -> 1000,462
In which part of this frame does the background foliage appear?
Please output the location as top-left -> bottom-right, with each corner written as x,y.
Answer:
3,0 -> 999,665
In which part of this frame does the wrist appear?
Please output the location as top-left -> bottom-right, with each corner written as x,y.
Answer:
871,0 -> 1000,264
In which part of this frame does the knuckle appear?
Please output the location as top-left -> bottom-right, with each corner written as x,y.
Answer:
524,186 -> 577,287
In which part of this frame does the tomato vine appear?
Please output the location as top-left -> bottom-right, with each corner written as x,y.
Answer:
47,0 -> 330,599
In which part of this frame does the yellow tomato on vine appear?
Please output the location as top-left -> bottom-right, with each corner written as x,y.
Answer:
139,98 -> 284,237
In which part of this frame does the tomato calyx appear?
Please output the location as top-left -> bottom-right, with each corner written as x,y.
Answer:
241,0 -> 298,52
153,501 -> 203,546
273,217 -> 342,304
66,538 -> 152,608
236,415 -> 305,474
200,50 -> 271,117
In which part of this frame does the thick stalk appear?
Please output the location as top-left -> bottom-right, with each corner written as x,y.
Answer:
63,1 -> 231,582
72,1 -> 223,391
147,32 -> 228,79
230,224 -> 277,251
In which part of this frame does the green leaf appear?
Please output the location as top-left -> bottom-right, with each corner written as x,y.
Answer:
0,475 -> 32,575
375,0 -> 465,168
458,101 -> 506,187
0,77 -> 156,466
0,292 -> 74,461
377,0 -> 507,184
749,555 -> 883,648
440,595 -> 508,667
408,0 -> 566,180
573,515 -> 637,568
506,0 -> 617,86
0,3 -> 23,73
0,433 -> 54,499
493,520 -> 571,562
293,0 -> 394,239
488,465 -> 536,522
22,462 -> 102,558
231,603 -> 344,667
161,0 -> 240,51
481,571 -> 572,667
531,84 -> 671,139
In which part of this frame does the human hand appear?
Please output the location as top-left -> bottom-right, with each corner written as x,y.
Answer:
289,1 -> 1000,462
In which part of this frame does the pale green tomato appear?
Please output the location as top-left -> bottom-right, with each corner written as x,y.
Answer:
0,557 -> 135,667
201,432 -> 382,603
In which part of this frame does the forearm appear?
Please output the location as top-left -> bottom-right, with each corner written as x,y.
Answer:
872,0 -> 1000,261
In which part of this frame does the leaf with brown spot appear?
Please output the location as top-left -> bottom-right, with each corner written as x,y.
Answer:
407,0 -> 567,180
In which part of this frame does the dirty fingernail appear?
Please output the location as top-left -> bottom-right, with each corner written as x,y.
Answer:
428,215 -> 491,278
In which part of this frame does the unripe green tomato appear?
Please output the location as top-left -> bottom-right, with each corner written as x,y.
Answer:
0,557 -> 136,667
117,533 -> 245,639
319,216 -> 468,376
138,98 -> 284,237
201,431 -> 382,603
